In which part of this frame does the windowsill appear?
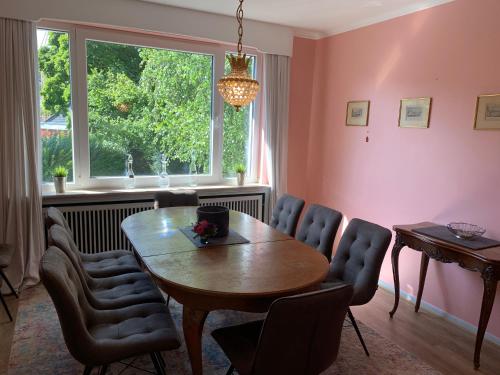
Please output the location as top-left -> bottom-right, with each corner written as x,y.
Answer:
42,183 -> 271,206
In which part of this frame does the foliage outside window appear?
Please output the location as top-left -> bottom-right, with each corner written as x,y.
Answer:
37,25 -> 260,189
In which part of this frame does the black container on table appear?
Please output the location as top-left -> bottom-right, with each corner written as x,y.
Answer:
196,206 -> 229,237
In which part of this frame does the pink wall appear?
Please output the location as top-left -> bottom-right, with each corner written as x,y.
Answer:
288,0 -> 500,337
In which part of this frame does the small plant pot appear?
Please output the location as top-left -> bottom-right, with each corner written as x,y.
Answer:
236,173 -> 245,186
196,206 -> 229,237
53,176 -> 67,194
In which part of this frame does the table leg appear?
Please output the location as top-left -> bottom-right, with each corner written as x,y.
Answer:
389,235 -> 404,318
474,267 -> 497,369
415,253 -> 429,313
183,306 -> 209,375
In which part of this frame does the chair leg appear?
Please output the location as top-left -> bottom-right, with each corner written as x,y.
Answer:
155,352 -> 166,368
82,366 -> 93,375
0,270 -> 18,298
347,308 -> 370,356
0,292 -> 13,322
98,365 -> 108,375
150,353 -> 166,375
225,365 -> 235,375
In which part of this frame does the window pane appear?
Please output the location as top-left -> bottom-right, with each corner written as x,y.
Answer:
222,54 -> 255,178
37,29 -> 74,182
86,40 -> 213,177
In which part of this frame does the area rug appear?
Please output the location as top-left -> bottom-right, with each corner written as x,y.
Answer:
8,286 -> 441,375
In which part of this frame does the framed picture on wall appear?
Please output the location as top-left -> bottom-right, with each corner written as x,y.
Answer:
399,97 -> 432,128
346,100 -> 370,126
474,94 -> 500,130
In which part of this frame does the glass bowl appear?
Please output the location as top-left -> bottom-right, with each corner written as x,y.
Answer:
447,222 -> 486,240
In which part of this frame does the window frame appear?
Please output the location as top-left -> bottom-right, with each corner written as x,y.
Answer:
37,21 -> 263,192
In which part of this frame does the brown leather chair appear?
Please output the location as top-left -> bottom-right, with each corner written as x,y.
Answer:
269,194 -> 305,236
154,190 -> 199,209
322,218 -> 392,356
0,244 -> 18,322
212,284 -> 353,375
295,204 -> 343,262
48,224 -> 164,309
40,246 -> 180,375
45,207 -> 142,278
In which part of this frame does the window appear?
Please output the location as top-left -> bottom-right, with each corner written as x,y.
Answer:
37,29 -> 74,182
36,24 -> 262,190
86,40 -> 213,178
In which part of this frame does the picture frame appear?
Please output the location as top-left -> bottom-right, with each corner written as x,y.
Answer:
399,97 -> 432,128
346,100 -> 370,126
474,94 -> 500,130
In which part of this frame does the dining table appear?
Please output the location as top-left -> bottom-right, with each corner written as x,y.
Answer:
121,206 -> 330,375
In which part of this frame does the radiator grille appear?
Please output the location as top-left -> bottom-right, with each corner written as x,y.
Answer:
50,194 -> 263,254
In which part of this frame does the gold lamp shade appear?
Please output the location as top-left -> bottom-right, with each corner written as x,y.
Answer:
217,54 -> 259,111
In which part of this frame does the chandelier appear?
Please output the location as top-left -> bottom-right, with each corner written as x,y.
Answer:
217,0 -> 260,111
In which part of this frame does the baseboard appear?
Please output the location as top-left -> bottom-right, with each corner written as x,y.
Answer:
378,280 -> 500,346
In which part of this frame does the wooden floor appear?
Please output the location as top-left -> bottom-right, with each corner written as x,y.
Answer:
0,288 -> 499,375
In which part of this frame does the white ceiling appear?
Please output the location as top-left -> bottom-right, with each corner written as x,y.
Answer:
140,0 -> 453,38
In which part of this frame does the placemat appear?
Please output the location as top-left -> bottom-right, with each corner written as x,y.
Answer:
412,226 -> 500,250
180,227 -> 250,248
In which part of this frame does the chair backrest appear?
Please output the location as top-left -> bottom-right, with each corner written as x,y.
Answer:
154,190 -> 199,209
269,194 -> 305,236
45,207 -> 73,237
328,218 -> 392,306
251,284 -> 353,375
39,246 -> 100,365
295,204 -> 342,262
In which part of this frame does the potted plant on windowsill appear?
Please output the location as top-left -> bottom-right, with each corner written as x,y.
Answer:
235,164 -> 246,186
53,166 -> 68,194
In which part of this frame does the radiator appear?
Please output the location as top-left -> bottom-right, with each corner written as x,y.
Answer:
50,194 -> 264,254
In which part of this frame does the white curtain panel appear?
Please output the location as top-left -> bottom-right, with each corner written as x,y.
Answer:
0,18 -> 44,291
264,54 -> 290,209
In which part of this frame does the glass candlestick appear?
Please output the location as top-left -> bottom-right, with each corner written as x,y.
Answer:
159,153 -> 170,188
125,154 -> 135,189
188,153 -> 197,187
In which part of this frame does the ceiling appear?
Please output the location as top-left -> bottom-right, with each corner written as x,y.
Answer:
140,0 -> 453,38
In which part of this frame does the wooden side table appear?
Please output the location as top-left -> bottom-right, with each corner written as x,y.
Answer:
389,223 -> 500,369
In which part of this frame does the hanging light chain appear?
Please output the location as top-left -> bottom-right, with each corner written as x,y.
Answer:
236,0 -> 244,55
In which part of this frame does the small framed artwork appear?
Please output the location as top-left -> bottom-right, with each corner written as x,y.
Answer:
346,100 -> 370,126
474,94 -> 500,130
399,97 -> 432,128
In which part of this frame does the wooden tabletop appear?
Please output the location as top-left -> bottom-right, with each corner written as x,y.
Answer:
121,207 -> 329,308
394,222 -> 500,264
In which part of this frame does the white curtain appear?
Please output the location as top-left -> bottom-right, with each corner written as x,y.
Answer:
0,18 -> 44,291
263,54 -> 290,209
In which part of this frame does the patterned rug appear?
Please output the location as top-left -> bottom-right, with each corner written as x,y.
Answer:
8,286 -> 441,375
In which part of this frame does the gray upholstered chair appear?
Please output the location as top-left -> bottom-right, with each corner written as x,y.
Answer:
40,246 -> 180,375
45,207 -> 142,278
48,224 -> 164,309
269,194 -> 305,236
295,204 -> 343,262
212,284 -> 353,375
154,190 -> 199,209
322,218 -> 392,356
0,244 -> 18,322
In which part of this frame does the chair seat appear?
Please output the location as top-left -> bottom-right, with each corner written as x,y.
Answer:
0,244 -> 14,268
81,250 -> 142,277
88,302 -> 180,365
91,272 -> 164,309
212,320 -> 264,375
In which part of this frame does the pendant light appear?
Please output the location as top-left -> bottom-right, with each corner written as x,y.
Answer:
217,0 -> 260,111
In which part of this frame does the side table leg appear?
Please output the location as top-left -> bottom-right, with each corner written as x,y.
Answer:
415,253 -> 429,313
183,306 -> 209,375
389,235 -> 404,318
474,267 -> 497,369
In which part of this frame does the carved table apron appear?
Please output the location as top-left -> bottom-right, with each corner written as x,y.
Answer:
389,222 -> 500,369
